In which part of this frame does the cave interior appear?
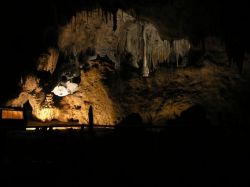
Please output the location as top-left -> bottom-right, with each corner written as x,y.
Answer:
1,0 -> 250,185
2,0 -> 250,127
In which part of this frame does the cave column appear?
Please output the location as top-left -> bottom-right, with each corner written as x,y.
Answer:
142,24 -> 149,77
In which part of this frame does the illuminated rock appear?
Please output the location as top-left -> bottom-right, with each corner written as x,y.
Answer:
6,8 -> 194,125
173,39 -> 191,67
52,86 -> 69,97
58,9 -> 177,76
36,107 -> 57,122
52,81 -> 78,97
37,48 -> 59,74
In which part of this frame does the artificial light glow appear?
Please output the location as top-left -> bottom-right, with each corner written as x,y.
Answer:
37,107 -> 55,122
26,127 -> 37,131
2,110 -> 24,119
53,127 -> 81,130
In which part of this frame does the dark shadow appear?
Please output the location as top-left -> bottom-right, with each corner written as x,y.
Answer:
115,113 -> 145,135
225,36 -> 245,74
88,105 -> 94,133
167,104 -> 211,137
177,104 -> 210,127
23,101 -> 34,121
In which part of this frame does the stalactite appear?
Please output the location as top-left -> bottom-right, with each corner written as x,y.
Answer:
75,14 -> 77,32
104,10 -> 108,24
71,16 -> 74,31
125,30 -> 128,52
101,9 -> 104,19
109,11 -> 112,22
173,39 -> 190,67
149,50 -> 152,72
142,24 -> 149,77
112,10 -> 117,31
86,10 -> 89,24
59,9 -> 176,77
97,8 -> 101,17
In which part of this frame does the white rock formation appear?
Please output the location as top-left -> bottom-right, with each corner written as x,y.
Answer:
58,9 -> 177,76
173,39 -> 191,67
52,81 -> 78,97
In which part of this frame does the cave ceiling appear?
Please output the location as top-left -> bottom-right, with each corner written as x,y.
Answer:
2,0 -> 249,69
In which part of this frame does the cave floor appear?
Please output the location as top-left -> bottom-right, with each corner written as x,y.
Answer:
0,126 -> 249,186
